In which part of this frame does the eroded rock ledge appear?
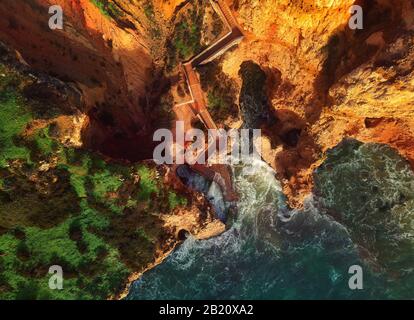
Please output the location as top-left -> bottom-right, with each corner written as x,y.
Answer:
222,0 -> 414,208
1,0 -> 413,299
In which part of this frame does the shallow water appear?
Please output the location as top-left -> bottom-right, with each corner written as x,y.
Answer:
127,140 -> 414,300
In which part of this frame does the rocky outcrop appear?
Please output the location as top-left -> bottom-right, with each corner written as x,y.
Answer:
0,0 -> 165,161
1,0 -> 413,299
220,0 -> 414,207
316,32 -> 414,166
238,60 -> 273,128
0,17 -> 221,299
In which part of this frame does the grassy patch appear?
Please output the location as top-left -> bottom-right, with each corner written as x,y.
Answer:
207,90 -> 233,122
32,127 -> 56,156
175,22 -> 199,58
59,151 -> 91,198
90,170 -> 122,201
0,219 -> 129,299
135,227 -> 154,243
168,191 -> 187,210
136,165 -> 159,201
0,60 -> 188,300
0,63 -> 132,299
134,0 -> 161,40
0,68 -> 32,167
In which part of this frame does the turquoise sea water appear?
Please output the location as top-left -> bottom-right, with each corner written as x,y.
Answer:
127,139 -> 414,300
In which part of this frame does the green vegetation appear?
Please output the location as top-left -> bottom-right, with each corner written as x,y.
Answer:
175,22 -> 201,58
135,228 -> 154,244
141,0 -> 161,39
206,91 -> 235,123
210,11 -> 224,38
90,0 -> 124,19
199,62 -> 239,124
0,66 -> 32,167
0,61 -> 188,299
168,191 -> 187,210
136,165 -> 159,201
30,127 -> 57,157
0,223 -> 129,299
90,170 -> 122,201
143,1 -> 155,20
166,1 -> 206,70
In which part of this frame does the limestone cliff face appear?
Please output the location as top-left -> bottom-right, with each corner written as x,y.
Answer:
0,0 -> 167,160
221,0 -> 414,207
318,32 -> 414,164
153,0 -> 186,19
1,0 -> 412,207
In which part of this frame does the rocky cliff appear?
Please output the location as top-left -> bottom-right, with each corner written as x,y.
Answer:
220,0 -> 414,207
0,0 -> 413,299
0,0 -> 169,161
2,0 -> 412,205
0,0 -> 221,299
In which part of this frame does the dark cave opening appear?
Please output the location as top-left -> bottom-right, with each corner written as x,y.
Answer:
281,129 -> 302,148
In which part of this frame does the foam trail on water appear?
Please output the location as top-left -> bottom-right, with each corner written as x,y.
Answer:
127,143 -> 414,300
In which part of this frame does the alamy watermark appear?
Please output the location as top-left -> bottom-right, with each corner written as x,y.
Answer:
153,121 -> 262,165
348,265 -> 363,290
48,265 -> 63,290
349,5 -> 363,30
48,5 -> 63,30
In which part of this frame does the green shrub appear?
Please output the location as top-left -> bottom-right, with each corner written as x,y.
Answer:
135,227 -> 154,243
90,170 -> 122,201
137,165 -> 159,201
15,280 -> 39,300
0,89 -> 32,167
90,0 -> 124,19
166,1 -> 206,69
168,191 -> 187,210
32,127 -> 56,156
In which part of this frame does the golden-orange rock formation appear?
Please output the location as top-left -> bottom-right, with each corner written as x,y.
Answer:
1,0 -> 412,208
220,0 -> 414,207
